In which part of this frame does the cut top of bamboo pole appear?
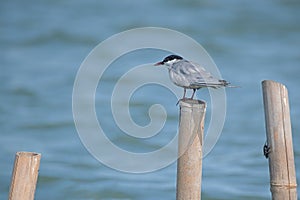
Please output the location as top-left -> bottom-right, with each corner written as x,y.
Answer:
177,99 -> 206,157
9,152 -> 41,200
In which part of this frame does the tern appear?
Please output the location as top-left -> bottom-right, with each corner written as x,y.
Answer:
155,55 -> 231,100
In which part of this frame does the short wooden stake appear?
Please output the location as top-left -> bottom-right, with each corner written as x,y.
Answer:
262,80 -> 297,200
9,152 -> 41,200
176,99 -> 206,200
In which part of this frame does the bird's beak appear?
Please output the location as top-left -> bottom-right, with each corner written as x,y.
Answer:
154,61 -> 163,66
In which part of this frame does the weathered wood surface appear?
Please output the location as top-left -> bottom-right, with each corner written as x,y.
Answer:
176,99 -> 206,200
262,80 -> 297,200
9,152 -> 41,200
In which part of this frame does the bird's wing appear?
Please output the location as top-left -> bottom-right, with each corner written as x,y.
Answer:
176,61 -> 224,88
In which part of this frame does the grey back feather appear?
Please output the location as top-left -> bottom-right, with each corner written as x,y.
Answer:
168,60 -> 228,89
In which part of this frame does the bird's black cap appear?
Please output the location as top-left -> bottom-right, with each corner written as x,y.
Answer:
155,55 -> 183,66
162,55 -> 183,63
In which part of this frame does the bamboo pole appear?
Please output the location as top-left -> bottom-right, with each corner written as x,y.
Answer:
9,152 -> 41,200
262,80 -> 297,200
176,99 -> 206,200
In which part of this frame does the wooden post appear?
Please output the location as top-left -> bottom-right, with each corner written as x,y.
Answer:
9,152 -> 41,200
262,80 -> 297,200
176,99 -> 206,200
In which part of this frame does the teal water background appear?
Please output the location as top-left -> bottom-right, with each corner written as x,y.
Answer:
1,0 -> 300,199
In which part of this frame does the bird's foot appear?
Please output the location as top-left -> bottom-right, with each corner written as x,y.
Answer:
176,98 -> 189,106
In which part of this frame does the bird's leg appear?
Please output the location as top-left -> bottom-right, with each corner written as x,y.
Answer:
190,89 -> 196,99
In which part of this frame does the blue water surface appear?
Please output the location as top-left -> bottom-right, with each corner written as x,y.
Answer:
1,0 -> 300,199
